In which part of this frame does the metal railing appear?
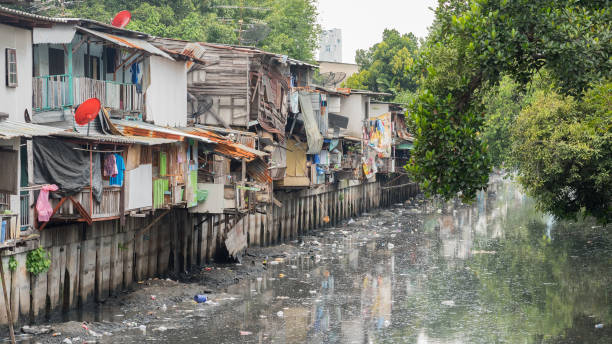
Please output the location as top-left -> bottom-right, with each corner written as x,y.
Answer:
20,193 -> 31,229
33,75 -> 143,113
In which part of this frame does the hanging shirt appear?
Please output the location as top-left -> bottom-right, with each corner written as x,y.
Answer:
109,154 -> 125,187
104,154 -> 118,177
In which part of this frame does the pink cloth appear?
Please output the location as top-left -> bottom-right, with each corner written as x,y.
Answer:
37,184 -> 59,222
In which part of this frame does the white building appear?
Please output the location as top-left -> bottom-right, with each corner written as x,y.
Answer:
319,28 -> 342,63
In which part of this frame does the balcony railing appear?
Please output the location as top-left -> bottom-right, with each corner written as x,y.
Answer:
49,187 -> 122,221
33,75 -> 143,113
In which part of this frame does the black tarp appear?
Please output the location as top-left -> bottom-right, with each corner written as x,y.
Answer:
33,137 -> 102,202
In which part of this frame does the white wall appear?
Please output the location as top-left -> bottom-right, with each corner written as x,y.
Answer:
0,23 -> 33,122
370,103 -> 390,118
145,56 -> 187,127
339,94 -> 369,138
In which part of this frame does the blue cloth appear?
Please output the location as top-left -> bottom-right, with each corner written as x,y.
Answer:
109,154 -> 125,187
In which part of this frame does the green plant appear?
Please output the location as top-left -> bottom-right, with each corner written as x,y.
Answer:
26,247 -> 51,276
8,256 -> 17,272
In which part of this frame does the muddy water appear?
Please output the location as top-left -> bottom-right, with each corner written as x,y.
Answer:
13,177 -> 612,343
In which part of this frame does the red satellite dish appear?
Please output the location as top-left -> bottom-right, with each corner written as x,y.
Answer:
75,98 -> 101,126
111,10 -> 131,28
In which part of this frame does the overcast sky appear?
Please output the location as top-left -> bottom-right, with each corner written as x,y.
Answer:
317,0 -> 438,63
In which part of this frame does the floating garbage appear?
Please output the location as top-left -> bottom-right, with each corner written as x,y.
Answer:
595,323 -> 604,329
441,300 -> 455,306
194,294 -> 208,303
22,325 -> 53,335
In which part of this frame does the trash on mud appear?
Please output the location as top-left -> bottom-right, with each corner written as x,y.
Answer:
150,295 -> 157,300
204,267 -> 212,271
52,332 -> 62,337
276,296 -> 290,299
387,243 -> 395,249
323,216 -> 330,223
153,326 -> 168,332
62,339 -> 72,344
161,304 -> 167,311
138,325 -> 146,335
279,273 -> 285,278
194,294 -> 208,303
276,311 -> 284,317
240,331 -> 253,335
348,218 -> 355,224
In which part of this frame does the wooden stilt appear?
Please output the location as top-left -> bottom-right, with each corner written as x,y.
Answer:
0,257 -> 16,344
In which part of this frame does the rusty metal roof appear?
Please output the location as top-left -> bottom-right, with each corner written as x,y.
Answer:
0,120 -> 65,139
112,119 -> 214,144
54,131 -> 176,145
77,27 -> 173,60
182,128 -> 267,161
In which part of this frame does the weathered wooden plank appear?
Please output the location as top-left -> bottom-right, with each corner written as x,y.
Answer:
79,239 -> 96,305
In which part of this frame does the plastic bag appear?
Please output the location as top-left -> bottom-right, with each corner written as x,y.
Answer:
37,184 -> 59,222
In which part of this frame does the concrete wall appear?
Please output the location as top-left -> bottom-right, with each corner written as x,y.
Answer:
370,103 -> 390,118
318,61 -> 359,86
146,56 -> 187,127
0,23 -> 32,122
339,94 -> 369,138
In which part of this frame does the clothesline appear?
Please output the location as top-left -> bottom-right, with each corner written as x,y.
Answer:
73,147 -> 125,153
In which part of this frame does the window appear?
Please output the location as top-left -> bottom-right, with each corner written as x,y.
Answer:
48,48 -> 65,76
5,48 -> 17,87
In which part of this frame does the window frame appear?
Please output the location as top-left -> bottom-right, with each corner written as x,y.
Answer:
5,48 -> 17,88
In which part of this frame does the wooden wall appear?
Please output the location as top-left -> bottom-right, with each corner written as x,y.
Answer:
0,181 -> 418,326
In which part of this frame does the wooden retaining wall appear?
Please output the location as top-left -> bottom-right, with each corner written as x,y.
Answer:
0,181 -> 418,326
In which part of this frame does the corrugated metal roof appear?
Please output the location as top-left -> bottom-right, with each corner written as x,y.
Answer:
112,119 -> 214,144
53,131 -> 176,145
77,27 -> 173,60
0,120 -> 65,139
183,128 -> 267,161
0,6 -> 73,24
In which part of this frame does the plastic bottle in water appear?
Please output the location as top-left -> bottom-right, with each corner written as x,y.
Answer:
194,294 -> 207,303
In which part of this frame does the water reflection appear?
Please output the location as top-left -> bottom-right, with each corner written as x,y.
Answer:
30,178 -> 610,344
210,177 -> 610,344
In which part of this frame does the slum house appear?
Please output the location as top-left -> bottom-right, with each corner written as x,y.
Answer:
151,39 -> 315,201
369,101 -> 413,174
29,16 -> 186,127
0,7 -> 61,249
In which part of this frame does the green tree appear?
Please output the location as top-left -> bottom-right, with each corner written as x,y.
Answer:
408,0 -> 611,209
480,76 -> 523,168
14,0 -> 320,61
344,29 -> 420,96
511,81 -> 611,223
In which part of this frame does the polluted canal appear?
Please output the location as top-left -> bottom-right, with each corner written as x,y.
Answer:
13,177 -> 612,343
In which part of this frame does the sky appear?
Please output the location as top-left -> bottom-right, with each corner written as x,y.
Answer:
317,0 -> 438,64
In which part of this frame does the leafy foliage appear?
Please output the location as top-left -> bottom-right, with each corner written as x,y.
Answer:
344,29 -> 420,97
511,82 -> 612,223
8,256 -> 17,272
26,247 -> 51,276
15,0 -> 320,61
408,0 -> 611,207
480,76 -> 523,168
